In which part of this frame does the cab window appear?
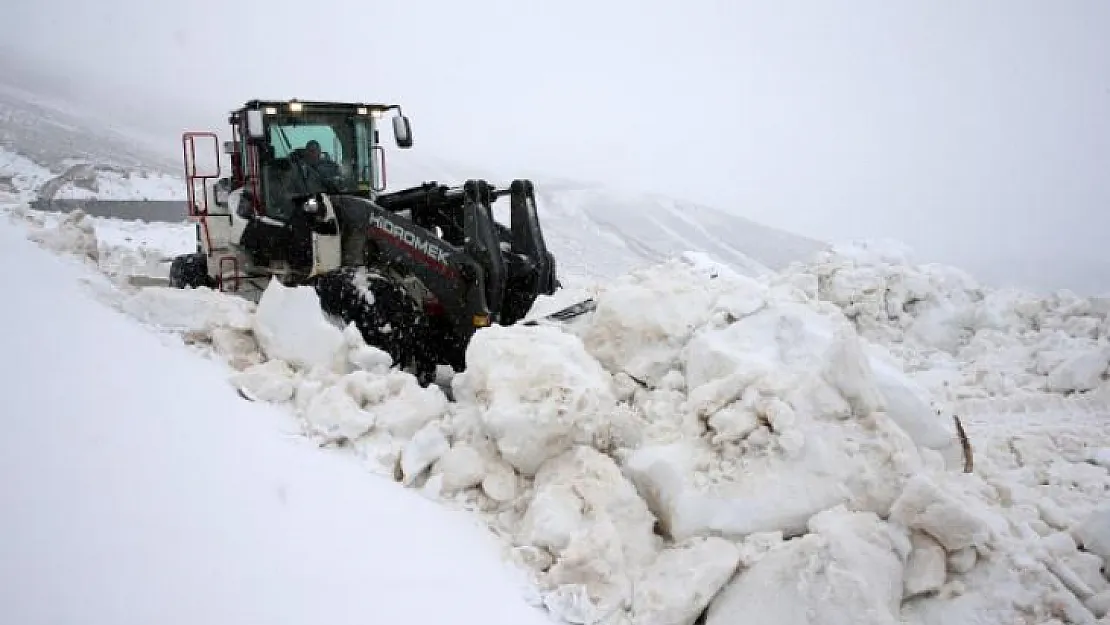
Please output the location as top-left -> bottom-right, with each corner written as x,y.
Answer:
268,123 -> 343,162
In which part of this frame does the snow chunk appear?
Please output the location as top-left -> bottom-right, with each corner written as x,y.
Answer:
1072,505 -> 1110,571
230,359 -> 296,403
299,384 -> 375,442
400,422 -> 450,485
344,370 -> 449,440
682,301 -> 843,406
705,507 -> 905,625
623,441 -> 854,542
253,278 -> 347,373
576,257 -> 764,385
453,325 -> 617,476
434,443 -> 487,494
348,342 -> 393,373
903,532 -> 947,599
630,537 -> 741,625
865,347 -> 956,451
1047,348 -> 1110,393
481,460 -> 519,503
888,474 -> 991,552
518,447 -> 660,621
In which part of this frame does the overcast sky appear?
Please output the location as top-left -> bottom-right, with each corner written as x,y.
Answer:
4,0 -> 1109,293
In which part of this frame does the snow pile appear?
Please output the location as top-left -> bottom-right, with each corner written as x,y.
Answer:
88,214 -> 195,281
8,204 -> 196,284
9,208 -> 1110,625
786,240 -> 1110,400
161,255 -> 961,624
22,207 -> 100,262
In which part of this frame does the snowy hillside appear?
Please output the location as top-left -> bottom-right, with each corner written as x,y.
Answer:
5,195 -> 1110,624
524,183 -> 822,280
0,82 -> 179,175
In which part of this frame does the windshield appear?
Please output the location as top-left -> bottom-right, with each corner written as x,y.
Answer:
266,111 -> 374,196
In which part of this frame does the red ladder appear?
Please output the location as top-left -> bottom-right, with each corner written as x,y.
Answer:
181,132 -> 221,253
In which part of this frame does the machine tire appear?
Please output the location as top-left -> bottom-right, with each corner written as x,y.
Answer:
169,252 -> 216,289
311,267 -> 435,384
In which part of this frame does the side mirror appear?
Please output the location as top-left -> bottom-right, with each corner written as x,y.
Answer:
246,109 -> 265,139
304,196 -> 320,214
392,115 -> 413,149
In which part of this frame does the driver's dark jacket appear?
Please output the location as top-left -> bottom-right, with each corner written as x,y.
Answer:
292,159 -> 342,195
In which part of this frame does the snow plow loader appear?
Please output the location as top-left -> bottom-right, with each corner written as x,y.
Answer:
171,99 -> 574,384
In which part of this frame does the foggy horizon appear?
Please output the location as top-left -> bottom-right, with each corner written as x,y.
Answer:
3,0 -> 1109,294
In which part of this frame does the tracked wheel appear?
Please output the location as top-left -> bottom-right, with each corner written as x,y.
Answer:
311,267 -> 436,385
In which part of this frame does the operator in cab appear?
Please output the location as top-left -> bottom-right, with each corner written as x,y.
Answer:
292,139 -> 345,195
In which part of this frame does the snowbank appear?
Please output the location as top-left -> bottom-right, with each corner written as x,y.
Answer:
7,203 -> 196,285
0,217 -> 553,625
9,210 -> 1110,625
